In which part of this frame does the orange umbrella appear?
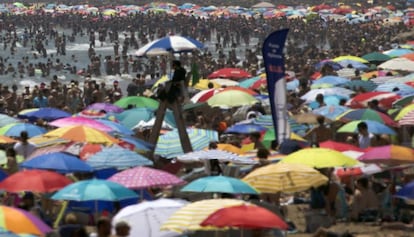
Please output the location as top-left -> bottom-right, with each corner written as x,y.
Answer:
43,125 -> 119,145
0,135 -> 17,144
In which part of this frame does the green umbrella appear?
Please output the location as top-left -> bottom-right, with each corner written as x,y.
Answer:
114,96 -> 159,109
362,52 -> 391,63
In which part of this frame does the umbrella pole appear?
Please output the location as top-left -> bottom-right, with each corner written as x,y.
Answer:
140,189 -> 144,202
240,229 -> 244,237
95,200 -> 98,221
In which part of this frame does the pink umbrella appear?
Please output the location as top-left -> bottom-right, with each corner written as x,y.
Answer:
357,145 -> 414,165
108,166 -> 186,189
49,117 -> 112,132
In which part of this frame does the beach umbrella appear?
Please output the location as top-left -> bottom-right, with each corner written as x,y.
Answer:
119,136 -> 154,152
332,55 -> 368,63
20,152 -> 93,173
378,58 -> 414,72
114,96 -> 159,109
346,92 -> 400,108
0,170 -> 72,193
155,128 -> 218,158
238,75 -> 263,88
337,120 -> 396,135
0,206 -> 51,236
210,79 -> 240,87
216,143 -> 244,155
200,204 -> 288,230
132,117 -> 175,131
95,119 -> 134,136
312,75 -> 348,85
336,109 -> 397,126
357,145 -> 414,165
49,117 -> 112,132
17,107 -> 71,122
112,198 -> 188,237
190,88 -> 220,103
397,110 -> 414,125
395,180 -> 414,200
243,163 -> 328,193
319,140 -> 362,152
181,176 -> 258,194
108,167 -> 185,189
161,199 -> 248,233
0,135 -> 17,144
207,90 -> 258,108
392,95 -> 414,108
86,103 -> 124,113
362,52 -> 391,63
0,114 -> 19,127
300,87 -> 355,102
337,60 -> 369,70
135,35 -> 204,56
177,149 -> 256,165
76,110 -> 118,121
335,163 -> 382,178
86,145 -> 153,170
225,124 -> 267,134
375,83 -> 414,95
312,105 -> 350,120
43,125 -> 119,145
280,148 -> 358,168
191,79 -> 221,90
207,68 -> 252,80
116,108 -> 155,129
341,80 -> 377,92
395,104 -> 414,120
51,179 -> 138,202
0,123 -> 46,138
314,60 -> 343,71
383,48 -> 413,58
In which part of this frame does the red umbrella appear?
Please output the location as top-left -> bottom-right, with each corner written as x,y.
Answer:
200,204 -> 288,230
250,77 -> 267,90
346,92 -> 400,109
207,68 -> 252,80
319,140 -> 363,152
0,170 -> 72,193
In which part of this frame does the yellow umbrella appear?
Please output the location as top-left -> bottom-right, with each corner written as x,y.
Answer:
151,75 -> 169,89
161,199 -> 248,233
216,143 -> 244,155
280,148 -> 358,168
43,125 -> 118,145
332,55 -> 368,63
395,103 -> 414,121
0,135 -> 17,144
191,79 -> 220,90
243,163 -> 328,193
291,132 -> 307,142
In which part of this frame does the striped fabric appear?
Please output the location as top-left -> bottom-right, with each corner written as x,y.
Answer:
398,110 -> 414,125
243,163 -> 328,193
177,149 -> 257,165
155,128 -> 218,159
86,145 -> 153,169
161,199 -> 248,233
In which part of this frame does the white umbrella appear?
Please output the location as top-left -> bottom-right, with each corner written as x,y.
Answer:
135,35 -> 204,57
378,58 -> 414,72
177,149 -> 257,165
132,118 -> 175,131
112,198 -> 188,237
210,78 -> 240,87
300,87 -> 355,102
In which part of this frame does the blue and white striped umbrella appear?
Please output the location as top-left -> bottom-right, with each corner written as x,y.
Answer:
155,128 -> 218,159
86,145 -> 153,170
136,35 -> 204,56
177,149 -> 257,165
